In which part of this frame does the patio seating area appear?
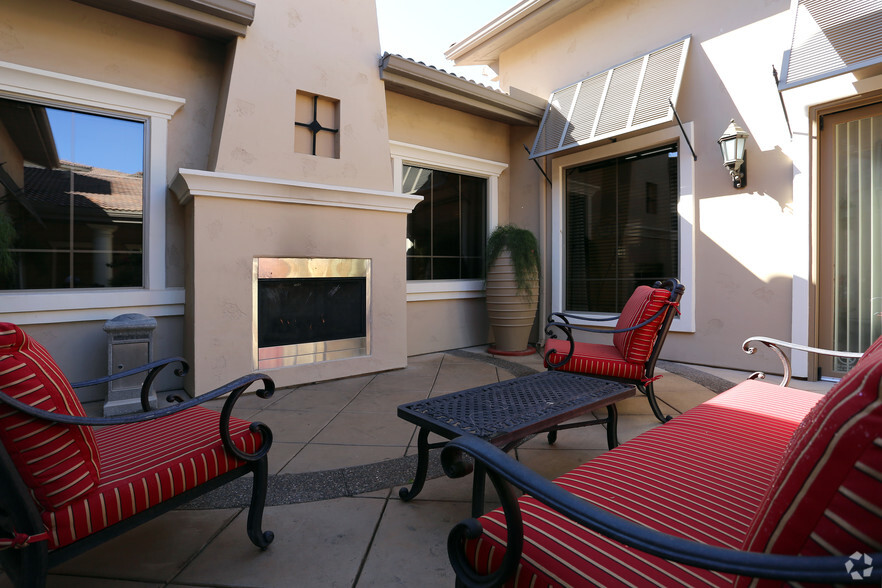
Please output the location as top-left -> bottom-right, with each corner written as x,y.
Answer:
0,346 -> 831,588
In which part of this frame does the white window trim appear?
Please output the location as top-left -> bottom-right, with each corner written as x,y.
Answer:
549,123 -> 695,332
390,140 -> 506,302
0,61 -> 185,324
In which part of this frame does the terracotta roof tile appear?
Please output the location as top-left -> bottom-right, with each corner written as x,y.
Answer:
24,163 -> 142,215
386,53 -> 502,92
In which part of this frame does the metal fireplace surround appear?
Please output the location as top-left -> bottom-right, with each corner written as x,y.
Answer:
253,257 -> 370,368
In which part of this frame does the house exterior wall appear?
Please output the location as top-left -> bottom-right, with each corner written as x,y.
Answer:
489,0 -> 833,374
386,91 -> 520,354
0,0 -> 225,395
0,0 -> 418,398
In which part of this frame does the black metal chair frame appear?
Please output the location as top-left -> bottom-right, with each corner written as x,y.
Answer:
443,335 -> 881,587
441,435 -> 882,587
544,278 -> 685,423
0,358 -> 275,588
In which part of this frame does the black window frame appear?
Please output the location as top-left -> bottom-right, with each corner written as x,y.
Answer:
404,165 -> 488,281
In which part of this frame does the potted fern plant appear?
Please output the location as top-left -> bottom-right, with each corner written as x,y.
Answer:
485,224 -> 540,354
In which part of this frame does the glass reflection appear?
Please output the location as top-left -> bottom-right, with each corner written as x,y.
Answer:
0,99 -> 144,289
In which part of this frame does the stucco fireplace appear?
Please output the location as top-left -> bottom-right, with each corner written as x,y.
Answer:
171,168 -> 420,394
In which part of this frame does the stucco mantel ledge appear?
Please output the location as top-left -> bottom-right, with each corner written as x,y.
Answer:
170,169 -> 422,214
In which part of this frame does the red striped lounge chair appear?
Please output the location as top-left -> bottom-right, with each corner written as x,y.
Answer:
544,279 -> 685,424
442,335 -> 882,586
0,322 -> 275,588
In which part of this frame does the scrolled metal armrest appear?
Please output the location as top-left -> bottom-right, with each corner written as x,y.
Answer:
441,434 -> 880,587
0,371 -> 274,463
544,307 -> 666,369
742,337 -> 864,387
217,374 -> 275,461
71,357 -> 190,412
543,315 -> 575,369
70,357 -> 188,389
0,371 -> 274,429
544,312 -> 621,368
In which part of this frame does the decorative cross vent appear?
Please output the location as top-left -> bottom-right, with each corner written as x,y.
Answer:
294,92 -> 339,157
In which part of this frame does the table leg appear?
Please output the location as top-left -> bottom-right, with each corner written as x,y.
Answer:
399,427 -> 430,501
606,403 -> 620,449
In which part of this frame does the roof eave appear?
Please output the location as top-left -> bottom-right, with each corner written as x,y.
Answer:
445,0 -> 596,66
72,0 -> 255,41
379,54 -> 544,126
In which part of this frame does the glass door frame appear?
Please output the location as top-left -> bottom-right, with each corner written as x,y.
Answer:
815,95 -> 882,378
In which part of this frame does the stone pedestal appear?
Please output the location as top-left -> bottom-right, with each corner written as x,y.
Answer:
103,313 -> 156,416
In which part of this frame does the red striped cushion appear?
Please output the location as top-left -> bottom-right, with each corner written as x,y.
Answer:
0,323 -> 101,510
466,381 -> 822,587
544,340 -> 645,380
736,336 -> 882,587
613,286 -> 670,364
42,405 -> 263,549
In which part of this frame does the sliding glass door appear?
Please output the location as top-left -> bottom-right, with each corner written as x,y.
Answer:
818,102 -> 882,376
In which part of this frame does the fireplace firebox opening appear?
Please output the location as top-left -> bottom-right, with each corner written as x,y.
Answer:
253,258 -> 370,368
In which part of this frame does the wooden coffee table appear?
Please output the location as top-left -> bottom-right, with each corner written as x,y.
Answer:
397,370 -> 635,515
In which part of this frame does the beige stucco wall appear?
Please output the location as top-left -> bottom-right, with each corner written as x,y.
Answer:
0,0 -> 222,395
386,92 -> 512,163
212,0 -> 393,192
406,299 -> 489,356
386,91 -> 535,355
494,0 -> 804,373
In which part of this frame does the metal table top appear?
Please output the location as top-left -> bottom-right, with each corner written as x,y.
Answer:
398,370 -> 636,449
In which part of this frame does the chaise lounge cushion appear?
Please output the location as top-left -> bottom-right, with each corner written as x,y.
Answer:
737,337 -> 882,586
466,381 -> 825,586
0,323 -> 101,511
43,405 -> 265,550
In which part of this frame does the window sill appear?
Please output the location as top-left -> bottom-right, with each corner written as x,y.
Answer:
0,288 -> 185,324
407,279 -> 484,302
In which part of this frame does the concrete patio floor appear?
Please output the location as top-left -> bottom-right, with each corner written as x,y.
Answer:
1,347 -> 832,588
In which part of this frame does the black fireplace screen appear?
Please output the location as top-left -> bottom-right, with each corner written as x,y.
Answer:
257,277 -> 367,348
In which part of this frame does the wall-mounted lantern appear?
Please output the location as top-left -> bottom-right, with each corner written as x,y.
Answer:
717,119 -> 749,189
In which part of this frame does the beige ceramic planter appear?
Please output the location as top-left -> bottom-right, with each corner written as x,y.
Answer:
485,250 -> 539,352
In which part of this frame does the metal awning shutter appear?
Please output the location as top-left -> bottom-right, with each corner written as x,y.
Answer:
779,0 -> 882,90
529,36 -> 690,160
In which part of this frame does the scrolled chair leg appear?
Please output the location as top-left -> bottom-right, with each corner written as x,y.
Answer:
214,377 -> 276,550
246,455 -> 274,549
641,382 -> 671,423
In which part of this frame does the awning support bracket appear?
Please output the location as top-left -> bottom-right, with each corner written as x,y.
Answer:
524,145 -> 552,186
669,100 -> 697,161
772,66 -> 793,139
